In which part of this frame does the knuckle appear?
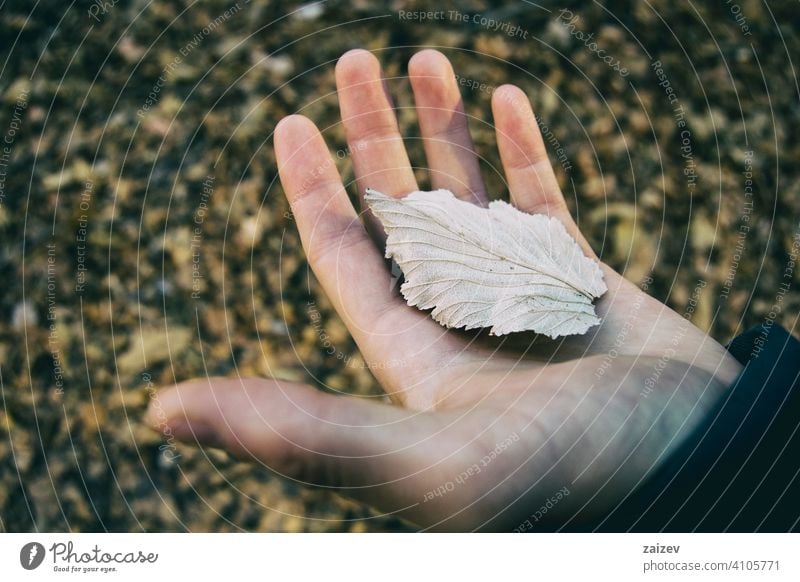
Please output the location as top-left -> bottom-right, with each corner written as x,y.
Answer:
347,120 -> 402,151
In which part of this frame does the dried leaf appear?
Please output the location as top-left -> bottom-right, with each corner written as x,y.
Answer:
365,188 -> 607,338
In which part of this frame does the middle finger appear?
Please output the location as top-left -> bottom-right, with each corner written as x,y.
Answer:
408,49 -> 488,205
335,49 -> 418,239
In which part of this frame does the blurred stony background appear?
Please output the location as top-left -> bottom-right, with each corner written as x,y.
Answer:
0,0 -> 797,531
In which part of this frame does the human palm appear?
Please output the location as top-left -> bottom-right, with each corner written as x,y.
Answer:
148,49 -> 742,531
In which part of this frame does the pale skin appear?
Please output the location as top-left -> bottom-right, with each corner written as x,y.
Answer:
146,49 -> 743,531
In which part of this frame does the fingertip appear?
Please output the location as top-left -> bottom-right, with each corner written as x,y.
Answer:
335,48 -> 380,85
408,48 -> 452,80
408,50 -> 457,109
494,83 -> 523,96
275,114 -> 318,152
274,115 -> 337,204
492,84 -> 533,118
143,382 -> 181,428
275,113 -> 308,134
337,47 -> 375,66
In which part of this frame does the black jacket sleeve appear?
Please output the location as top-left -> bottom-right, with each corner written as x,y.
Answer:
598,323 -> 800,532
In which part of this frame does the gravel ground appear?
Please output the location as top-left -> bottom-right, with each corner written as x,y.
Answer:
0,0 -> 798,531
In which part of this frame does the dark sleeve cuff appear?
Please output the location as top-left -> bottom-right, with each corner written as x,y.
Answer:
597,323 -> 800,532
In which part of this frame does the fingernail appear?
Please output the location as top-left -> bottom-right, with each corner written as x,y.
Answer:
143,385 -> 179,431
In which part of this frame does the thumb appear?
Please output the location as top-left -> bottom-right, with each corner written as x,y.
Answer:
144,377 -> 448,513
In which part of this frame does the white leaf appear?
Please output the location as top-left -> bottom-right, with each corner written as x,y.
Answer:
365,188 -> 607,338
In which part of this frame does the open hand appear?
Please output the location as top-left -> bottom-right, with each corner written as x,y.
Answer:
147,49 -> 742,531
